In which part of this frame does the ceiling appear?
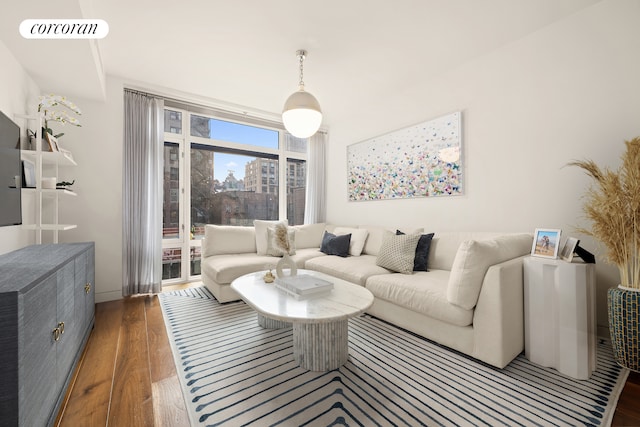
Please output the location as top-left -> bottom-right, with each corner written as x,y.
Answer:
0,0 -> 600,126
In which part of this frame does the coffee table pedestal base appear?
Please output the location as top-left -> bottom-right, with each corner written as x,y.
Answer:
257,313 -> 291,329
293,320 -> 348,371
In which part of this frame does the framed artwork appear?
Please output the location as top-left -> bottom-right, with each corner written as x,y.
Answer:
531,228 -> 562,259
560,237 -> 580,262
44,132 -> 60,152
347,111 -> 462,201
22,159 -> 36,188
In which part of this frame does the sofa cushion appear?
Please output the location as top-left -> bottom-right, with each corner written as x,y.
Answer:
320,231 -> 351,257
290,248 -> 326,267
254,220 -> 288,255
202,225 -> 256,257
397,230 -> 435,271
428,232 -> 502,271
447,234 -> 533,310
201,253 -> 277,284
291,223 -> 326,249
266,224 -> 296,256
366,271 -> 473,327
304,254 -> 390,286
376,231 -> 421,274
361,225 -> 392,256
334,226 -> 368,256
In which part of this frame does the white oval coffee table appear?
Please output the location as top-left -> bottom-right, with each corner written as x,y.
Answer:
231,269 -> 374,371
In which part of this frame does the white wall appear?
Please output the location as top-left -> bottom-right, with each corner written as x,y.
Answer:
0,40 -> 40,255
326,0 -> 640,332
58,76 -> 124,302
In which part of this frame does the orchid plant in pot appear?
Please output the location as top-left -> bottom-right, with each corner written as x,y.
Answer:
569,137 -> 640,371
38,94 -> 82,138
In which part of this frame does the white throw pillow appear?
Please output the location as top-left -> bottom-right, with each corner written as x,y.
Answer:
203,225 -> 256,257
266,225 -> 296,256
447,234 -> 533,309
254,220 -> 288,255
291,223 -> 326,249
334,226 -> 369,256
375,231 -> 421,274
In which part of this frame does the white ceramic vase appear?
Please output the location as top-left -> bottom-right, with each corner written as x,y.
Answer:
276,253 -> 297,278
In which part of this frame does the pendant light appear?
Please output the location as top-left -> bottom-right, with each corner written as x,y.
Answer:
282,49 -> 322,138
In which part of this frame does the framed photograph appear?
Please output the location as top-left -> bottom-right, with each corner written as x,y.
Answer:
531,228 -> 562,259
22,159 -> 36,188
560,237 -> 580,262
44,132 -> 60,152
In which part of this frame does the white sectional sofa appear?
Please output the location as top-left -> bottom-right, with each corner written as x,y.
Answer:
201,222 -> 533,368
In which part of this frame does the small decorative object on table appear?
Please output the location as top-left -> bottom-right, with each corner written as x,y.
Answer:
263,270 -> 275,283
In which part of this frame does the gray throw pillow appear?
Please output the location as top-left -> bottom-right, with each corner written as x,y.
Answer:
376,231 -> 421,274
320,231 -> 351,257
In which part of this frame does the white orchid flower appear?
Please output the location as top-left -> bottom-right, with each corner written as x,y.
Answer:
37,94 -> 82,135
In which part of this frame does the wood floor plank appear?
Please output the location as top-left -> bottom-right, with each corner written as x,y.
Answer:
58,300 -> 123,427
147,294 -> 190,426
612,371 -> 640,426
108,297 -> 154,427
145,295 -> 178,383
152,376 -> 190,427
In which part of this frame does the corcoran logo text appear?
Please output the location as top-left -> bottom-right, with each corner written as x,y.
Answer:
20,19 -> 109,39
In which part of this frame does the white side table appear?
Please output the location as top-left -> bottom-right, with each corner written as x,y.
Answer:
523,256 -> 596,379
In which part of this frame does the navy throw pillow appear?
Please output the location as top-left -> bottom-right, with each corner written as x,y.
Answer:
320,231 -> 351,257
396,230 -> 435,271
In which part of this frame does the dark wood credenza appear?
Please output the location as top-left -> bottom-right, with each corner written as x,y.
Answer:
0,242 -> 95,426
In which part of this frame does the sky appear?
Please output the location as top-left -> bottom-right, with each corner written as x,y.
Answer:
207,118 -> 277,181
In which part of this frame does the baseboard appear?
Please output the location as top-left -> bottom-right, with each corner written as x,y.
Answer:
598,324 -> 611,340
95,289 -> 122,303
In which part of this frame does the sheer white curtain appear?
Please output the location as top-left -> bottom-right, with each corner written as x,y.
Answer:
122,90 -> 164,296
304,132 -> 327,224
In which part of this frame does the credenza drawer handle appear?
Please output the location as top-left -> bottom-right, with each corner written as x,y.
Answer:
84,283 -> 91,294
53,327 -> 60,341
58,321 -> 65,335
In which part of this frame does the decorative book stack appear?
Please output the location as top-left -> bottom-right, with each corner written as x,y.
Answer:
275,274 -> 333,299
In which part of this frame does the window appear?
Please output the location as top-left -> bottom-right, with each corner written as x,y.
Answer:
161,106 -> 307,285
190,145 -> 279,237
162,142 -> 181,240
164,109 -> 182,134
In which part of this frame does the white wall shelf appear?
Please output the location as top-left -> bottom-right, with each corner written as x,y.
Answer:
22,188 -> 77,197
22,224 -> 78,231
21,150 -> 77,166
15,114 -> 78,244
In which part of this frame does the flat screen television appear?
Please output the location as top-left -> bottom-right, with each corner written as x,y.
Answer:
0,111 -> 22,226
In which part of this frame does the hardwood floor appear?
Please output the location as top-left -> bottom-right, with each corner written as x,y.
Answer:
57,287 -> 190,427
57,285 -> 640,426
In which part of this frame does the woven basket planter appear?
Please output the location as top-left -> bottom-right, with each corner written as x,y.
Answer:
608,286 -> 640,372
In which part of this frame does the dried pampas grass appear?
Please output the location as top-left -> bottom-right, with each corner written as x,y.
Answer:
569,137 -> 640,288
274,223 -> 290,254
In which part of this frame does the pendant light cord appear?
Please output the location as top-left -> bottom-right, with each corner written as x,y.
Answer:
298,51 -> 306,88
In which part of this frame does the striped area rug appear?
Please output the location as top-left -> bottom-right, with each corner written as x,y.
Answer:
159,287 -> 628,427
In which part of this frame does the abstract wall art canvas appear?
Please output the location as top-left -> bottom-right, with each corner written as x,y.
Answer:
347,112 -> 462,201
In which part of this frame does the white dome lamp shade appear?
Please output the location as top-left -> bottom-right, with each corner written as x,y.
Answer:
282,50 -> 322,139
